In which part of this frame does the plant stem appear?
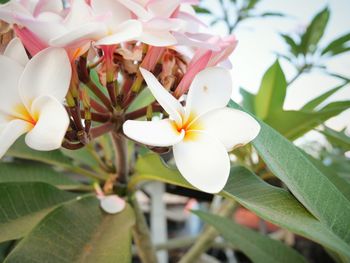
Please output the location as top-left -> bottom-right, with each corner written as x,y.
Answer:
178,199 -> 237,263
111,132 -> 129,184
129,194 -> 159,263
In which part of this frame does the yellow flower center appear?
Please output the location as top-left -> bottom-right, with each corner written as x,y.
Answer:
174,112 -> 203,141
11,104 -> 38,126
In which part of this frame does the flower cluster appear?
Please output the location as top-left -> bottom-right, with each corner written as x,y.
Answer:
0,0 -> 260,193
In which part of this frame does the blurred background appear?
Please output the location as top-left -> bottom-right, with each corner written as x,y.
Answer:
200,0 -> 350,133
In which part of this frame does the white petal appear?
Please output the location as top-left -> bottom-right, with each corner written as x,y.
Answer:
25,96 -> 69,151
139,68 -> 184,125
123,119 -> 184,147
197,108 -> 261,151
100,195 -> 126,214
91,0 -> 132,28
0,1 -> 32,24
173,131 -> 230,193
185,67 -> 232,122
118,0 -> 151,20
0,119 -> 32,158
33,0 -> 63,16
4,38 -> 29,67
63,0 -> 93,29
0,55 -> 23,116
19,47 -> 71,107
50,22 -> 107,48
139,30 -> 178,47
147,0 -> 180,18
94,20 -> 142,46
16,16 -> 66,43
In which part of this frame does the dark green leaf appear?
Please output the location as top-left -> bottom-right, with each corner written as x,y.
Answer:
0,162 -> 80,186
222,166 -> 350,258
0,182 -> 77,242
194,210 -> 307,263
6,137 -> 72,168
6,137 -> 103,181
5,196 -> 135,263
255,60 -> 287,119
238,99 -> 350,244
130,155 -> 350,257
193,6 -> 211,14
322,32 -> 350,55
280,34 -> 300,56
300,7 -> 330,54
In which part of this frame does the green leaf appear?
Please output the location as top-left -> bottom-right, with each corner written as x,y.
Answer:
130,155 -> 350,258
0,182 -> 77,243
301,83 -> 346,111
320,126 -> 350,150
322,32 -> 350,55
126,88 -> 155,113
255,60 -> 287,120
193,6 -> 211,14
280,34 -> 300,56
61,146 -> 100,170
5,196 -> 135,263
6,137 -> 104,181
0,162 -> 80,187
6,137 -> 73,169
303,152 -> 350,202
240,88 -> 256,114
238,101 -> 350,244
264,101 -> 350,140
324,46 -> 350,57
300,7 -> 330,54
194,210 -> 307,263
129,153 -> 191,191
0,241 -> 13,262
0,0 -> 10,3
259,12 -> 285,17
222,166 -> 350,258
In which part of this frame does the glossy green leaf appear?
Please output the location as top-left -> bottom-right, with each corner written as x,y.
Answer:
194,210 -> 307,263
301,83 -> 346,111
300,7 -> 330,54
0,162 -> 80,186
130,155 -> 350,257
320,126 -> 350,150
0,182 -> 77,243
255,60 -> 287,120
322,32 -> 350,55
61,146 -> 100,170
243,105 -> 350,244
5,196 -> 135,263
265,101 -> 350,140
222,166 -> 350,258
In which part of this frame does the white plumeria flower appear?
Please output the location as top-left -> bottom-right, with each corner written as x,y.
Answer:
123,67 -> 261,193
0,38 -> 71,158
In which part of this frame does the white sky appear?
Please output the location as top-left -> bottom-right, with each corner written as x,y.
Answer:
201,0 -> 350,132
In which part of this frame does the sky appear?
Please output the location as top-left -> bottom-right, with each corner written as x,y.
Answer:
200,0 -> 350,133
